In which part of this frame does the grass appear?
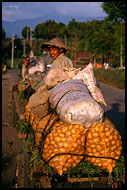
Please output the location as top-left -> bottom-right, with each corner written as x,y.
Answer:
76,63 -> 125,90
93,67 -> 125,90
6,58 -> 22,69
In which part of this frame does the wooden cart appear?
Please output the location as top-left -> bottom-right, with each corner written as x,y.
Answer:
12,84 -> 125,188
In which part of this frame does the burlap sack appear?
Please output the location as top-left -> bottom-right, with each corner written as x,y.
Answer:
28,84 -> 51,118
45,68 -> 69,89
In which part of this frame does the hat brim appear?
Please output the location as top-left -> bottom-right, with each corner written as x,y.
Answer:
41,43 -> 71,53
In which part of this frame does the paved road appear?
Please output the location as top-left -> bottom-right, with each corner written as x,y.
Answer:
99,82 -> 125,150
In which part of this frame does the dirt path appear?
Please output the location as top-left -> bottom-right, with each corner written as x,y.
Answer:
2,69 -> 30,188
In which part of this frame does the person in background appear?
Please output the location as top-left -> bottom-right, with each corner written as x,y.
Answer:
2,64 -> 7,74
41,37 -> 73,71
22,55 -> 30,79
18,61 -> 22,76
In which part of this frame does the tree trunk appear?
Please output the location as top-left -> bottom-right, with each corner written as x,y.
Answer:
120,36 -> 123,69
93,56 -> 96,67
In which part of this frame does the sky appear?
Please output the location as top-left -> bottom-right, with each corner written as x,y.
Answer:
2,2 -> 107,22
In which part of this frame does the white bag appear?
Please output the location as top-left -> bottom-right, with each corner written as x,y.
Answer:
72,63 -> 107,106
49,79 -> 104,128
28,63 -> 45,75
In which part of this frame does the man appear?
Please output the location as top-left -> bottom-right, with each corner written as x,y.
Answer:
22,55 -> 30,79
22,53 -> 45,78
41,37 -> 73,70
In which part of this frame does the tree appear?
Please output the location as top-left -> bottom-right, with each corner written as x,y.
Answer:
101,2 -> 125,22
2,27 -> 6,40
101,2 -> 125,69
21,26 -> 31,39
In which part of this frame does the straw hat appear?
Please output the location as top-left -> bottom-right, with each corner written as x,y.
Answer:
41,37 -> 71,53
22,54 -> 30,61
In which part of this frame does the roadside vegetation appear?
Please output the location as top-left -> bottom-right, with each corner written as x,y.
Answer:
75,63 -> 125,90
93,67 -> 125,90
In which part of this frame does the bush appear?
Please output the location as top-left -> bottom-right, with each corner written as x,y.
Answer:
93,67 -> 125,90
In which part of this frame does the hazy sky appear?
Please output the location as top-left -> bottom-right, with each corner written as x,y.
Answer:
2,2 -> 107,21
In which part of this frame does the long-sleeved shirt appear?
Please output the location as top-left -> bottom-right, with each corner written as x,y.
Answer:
50,53 -> 73,70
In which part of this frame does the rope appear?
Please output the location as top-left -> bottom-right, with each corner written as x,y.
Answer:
46,152 -> 121,164
40,115 -> 59,156
51,89 -> 83,113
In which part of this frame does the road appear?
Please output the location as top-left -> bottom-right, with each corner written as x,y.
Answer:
99,82 -> 125,150
2,69 -> 30,188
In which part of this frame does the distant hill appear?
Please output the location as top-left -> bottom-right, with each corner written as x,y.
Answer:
2,16 -> 105,38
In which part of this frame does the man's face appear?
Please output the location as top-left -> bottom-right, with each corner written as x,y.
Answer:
22,60 -> 29,66
49,47 -> 62,59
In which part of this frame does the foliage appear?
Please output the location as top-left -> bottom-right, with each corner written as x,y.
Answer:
18,90 -> 24,104
3,4 -> 125,69
16,119 -> 28,134
113,155 -> 125,179
21,26 -> 31,39
2,27 -> 6,40
33,20 -> 58,40
101,2 -> 125,22
93,67 -> 125,90
67,159 -> 102,179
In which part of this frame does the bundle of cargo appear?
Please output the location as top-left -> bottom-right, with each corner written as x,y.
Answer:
42,120 -> 86,176
45,67 -> 81,89
72,63 -> 107,106
45,68 -> 69,89
24,105 -> 86,175
24,99 -> 58,146
43,117 -> 122,175
84,117 -> 122,173
24,104 -> 122,175
28,84 -> 51,118
23,62 -> 122,177
49,79 -> 104,128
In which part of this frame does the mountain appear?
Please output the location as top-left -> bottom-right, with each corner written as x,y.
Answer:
2,16 -> 105,38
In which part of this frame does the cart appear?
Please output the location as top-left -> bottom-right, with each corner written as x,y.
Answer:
12,84 -> 125,188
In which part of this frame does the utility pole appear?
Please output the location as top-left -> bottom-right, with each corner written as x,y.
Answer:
11,33 -> 14,68
75,31 -> 77,65
30,29 -> 32,48
64,35 -> 67,46
120,24 -> 123,69
23,39 -> 26,55
27,26 -> 28,41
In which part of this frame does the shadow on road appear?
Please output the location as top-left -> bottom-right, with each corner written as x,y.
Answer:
105,103 -> 125,151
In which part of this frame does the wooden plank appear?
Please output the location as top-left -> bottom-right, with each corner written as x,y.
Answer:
13,91 -> 24,120
121,173 -> 125,184
68,176 -> 109,183
40,176 -> 51,188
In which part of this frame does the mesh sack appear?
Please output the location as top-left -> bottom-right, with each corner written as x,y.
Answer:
85,117 -> 122,172
42,120 -> 87,175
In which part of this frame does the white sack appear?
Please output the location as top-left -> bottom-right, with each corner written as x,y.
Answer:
49,79 -> 104,128
72,63 -> 107,106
